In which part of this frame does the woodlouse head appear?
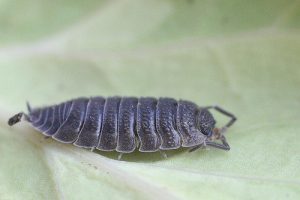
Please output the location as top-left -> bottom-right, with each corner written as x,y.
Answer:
197,108 -> 216,137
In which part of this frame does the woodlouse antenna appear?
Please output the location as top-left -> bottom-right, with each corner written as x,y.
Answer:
190,135 -> 231,152
201,105 -> 236,151
205,135 -> 230,151
8,111 -> 31,126
206,105 -> 237,129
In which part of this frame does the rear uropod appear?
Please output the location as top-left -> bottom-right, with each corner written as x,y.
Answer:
8,97 -> 237,159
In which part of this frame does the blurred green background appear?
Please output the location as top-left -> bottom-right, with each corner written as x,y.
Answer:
0,0 -> 299,199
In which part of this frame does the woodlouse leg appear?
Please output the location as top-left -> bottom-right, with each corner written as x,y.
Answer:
159,150 -> 168,159
118,153 -> 124,161
44,136 -> 51,139
206,106 -> 237,129
188,141 -> 206,152
90,147 -> 95,152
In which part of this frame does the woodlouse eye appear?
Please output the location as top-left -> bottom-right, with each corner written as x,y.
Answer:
200,124 -> 213,137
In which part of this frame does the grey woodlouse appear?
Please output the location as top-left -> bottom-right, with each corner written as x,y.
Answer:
8,97 -> 236,159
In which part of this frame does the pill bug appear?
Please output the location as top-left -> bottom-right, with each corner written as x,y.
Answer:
8,97 -> 236,159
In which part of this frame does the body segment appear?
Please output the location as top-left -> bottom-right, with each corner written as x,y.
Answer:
46,105 -> 61,135
156,98 -> 181,150
177,100 -> 206,147
97,97 -> 121,151
74,97 -> 105,148
117,97 -> 138,153
53,98 -> 89,143
40,107 -> 54,133
137,97 -> 161,152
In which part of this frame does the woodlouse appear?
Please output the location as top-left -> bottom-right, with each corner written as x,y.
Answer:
8,97 -> 236,159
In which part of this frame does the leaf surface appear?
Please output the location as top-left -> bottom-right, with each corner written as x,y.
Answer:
0,0 -> 300,199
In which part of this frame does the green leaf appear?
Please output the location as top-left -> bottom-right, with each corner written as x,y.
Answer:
0,0 -> 299,199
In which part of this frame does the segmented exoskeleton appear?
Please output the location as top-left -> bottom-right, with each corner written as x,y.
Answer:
8,97 -> 236,158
